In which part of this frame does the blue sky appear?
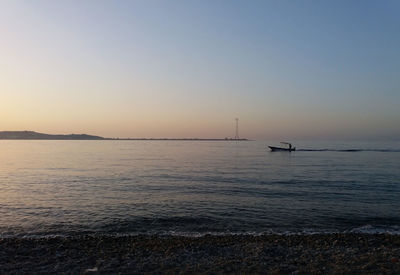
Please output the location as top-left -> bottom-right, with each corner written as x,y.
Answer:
1,0 -> 399,139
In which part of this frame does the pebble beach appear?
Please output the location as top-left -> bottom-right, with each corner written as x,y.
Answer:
2,233 -> 400,274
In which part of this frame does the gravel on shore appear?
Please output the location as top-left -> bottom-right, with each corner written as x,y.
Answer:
1,233 -> 400,274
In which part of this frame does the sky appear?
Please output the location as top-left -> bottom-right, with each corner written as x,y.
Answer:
1,0 -> 399,140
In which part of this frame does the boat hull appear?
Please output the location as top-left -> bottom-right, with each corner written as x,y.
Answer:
268,146 -> 296,152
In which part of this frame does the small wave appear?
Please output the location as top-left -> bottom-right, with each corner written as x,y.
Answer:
297,149 -> 400,152
348,225 -> 400,235
3,225 -> 400,239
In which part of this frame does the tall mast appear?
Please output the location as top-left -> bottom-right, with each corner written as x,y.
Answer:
235,118 -> 239,140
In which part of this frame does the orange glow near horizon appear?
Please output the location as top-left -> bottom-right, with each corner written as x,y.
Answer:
1,1 -> 399,140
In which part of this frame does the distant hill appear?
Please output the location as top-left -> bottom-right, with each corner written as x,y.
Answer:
0,131 -> 105,140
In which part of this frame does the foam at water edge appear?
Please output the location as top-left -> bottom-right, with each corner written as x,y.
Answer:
348,225 -> 400,235
2,226 -> 400,239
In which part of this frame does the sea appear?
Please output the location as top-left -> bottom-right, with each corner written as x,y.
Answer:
1,140 -> 399,238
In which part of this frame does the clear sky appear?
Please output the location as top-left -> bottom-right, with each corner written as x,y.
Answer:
1,0 -> 399,140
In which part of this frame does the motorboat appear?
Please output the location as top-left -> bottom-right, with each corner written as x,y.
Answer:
269,142 -> 296,152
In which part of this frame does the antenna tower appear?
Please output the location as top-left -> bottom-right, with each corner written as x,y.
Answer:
235,118 -> 239,140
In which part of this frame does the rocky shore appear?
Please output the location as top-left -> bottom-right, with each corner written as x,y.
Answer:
1,233 -> 400,274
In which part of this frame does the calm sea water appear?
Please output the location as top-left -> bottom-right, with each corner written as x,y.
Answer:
1,140 -> 399,237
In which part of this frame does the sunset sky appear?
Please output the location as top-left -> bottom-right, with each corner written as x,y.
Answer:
1,0 -> 399,140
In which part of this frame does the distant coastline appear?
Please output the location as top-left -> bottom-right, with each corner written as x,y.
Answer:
0,131 -> 104,140
0,131 -> 248,141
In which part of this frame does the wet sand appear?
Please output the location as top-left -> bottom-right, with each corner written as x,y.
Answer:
1,234 -> 400,274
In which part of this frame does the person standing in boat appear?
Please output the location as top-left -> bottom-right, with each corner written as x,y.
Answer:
289,143 -> 292,150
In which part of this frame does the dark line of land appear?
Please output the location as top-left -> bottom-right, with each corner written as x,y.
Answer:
0,131 -> 104,140
0,131 -> 248,141
110,138 -> 249,141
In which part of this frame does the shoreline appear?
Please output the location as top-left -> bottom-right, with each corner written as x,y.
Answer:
2,233 -> 399,274
0,138 -> 250,141
0,131 -> 250,141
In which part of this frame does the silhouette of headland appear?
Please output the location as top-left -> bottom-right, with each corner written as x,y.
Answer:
0,131 -> 104,140
0,131 -> 248,141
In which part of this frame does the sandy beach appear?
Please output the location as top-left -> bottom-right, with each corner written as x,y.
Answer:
1,233 -> 399,274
